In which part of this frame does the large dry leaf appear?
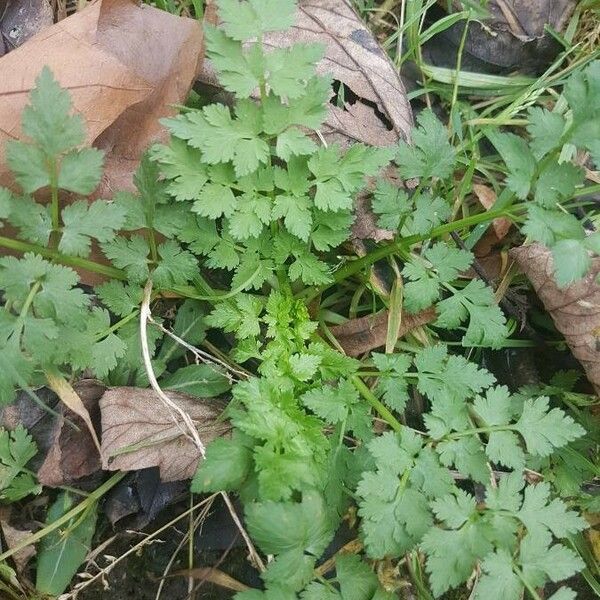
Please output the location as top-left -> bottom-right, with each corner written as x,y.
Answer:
37,380 -> 105,487
331,307 -> 436,357
511,243 -> 600,395
0,0 -> 203,195
100,387 -> 230,482
202,0 -> 413,148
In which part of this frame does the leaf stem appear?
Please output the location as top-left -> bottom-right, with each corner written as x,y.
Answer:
0,471 -> 125,563
351,375 -> 403,433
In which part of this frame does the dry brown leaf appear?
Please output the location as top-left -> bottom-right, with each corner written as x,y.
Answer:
172,568 -> 249,592
44,371 -> 102,455
472,183 -> 512,242
511,243 -> 600,394
202,0 -> 413,149
0,0 -> 203,196
330,307 -> 436,357
0,507 -> 35,575
100,387 -> 230,482
37,380 -> 105,487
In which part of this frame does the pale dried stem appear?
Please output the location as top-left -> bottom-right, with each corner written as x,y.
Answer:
140,280 -> 206,455
141,280 -> 264,572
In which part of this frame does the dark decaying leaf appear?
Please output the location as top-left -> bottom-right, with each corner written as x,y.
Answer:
103,468 -> 187,528
423,0 -> 577,73
37,380 -> 104,488
0,0 -> 53,53
511,243 -> 600,395
100,387 -> 230,482
330,307 -> 436,357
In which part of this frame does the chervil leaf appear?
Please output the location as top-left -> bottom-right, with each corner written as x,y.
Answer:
59,199 -> 126,257
192,433 -> 253,492
403,243 -> 472,312
551,238 -> 592,287
489,131 -> 536,199
396,109 -> 455,180
435,279 -> 507,348
474,550 -> 521,600
436,437 -> 489,483
520,529 -> 584,587
371,181 -> 411,230
527,107 -> 566,160
96,281 -> 142,318
289,250 -> 331,285
517,482 -> 587,538
514,397 -> 585,456
216,0 -> 296,41
152,138 -> 208,201
276,128 -> 318,161
266,44 -> 325,99
407,193 -> 451,235
5,143 -> 50,194
246,490 -> 334,556
206,294 -> 263,339
57,148 -> 104,194
7,194 -> 51,245
533,161 -> 583,208
0,425 -> 41,501
273,194 -> 313,241
228,194 -> 272,240
153,240 -> 197,287
414,345 -> 495,403
20,67 -> 84,154
101,235 -> 149,283
372,353 -> 411,412
336,555 -> 381,600
192,182 -> 237,219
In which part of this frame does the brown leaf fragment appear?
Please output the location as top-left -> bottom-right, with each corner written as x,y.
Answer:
172,567 -> 249,592
37,380 -> 105,487
0,508 -> 35,574
511,243 -> 600,394
0,0 -> 203,195
330,307 -> 436,357
100,387 -> 230,482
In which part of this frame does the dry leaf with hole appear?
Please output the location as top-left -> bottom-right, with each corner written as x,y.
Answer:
511,243 -> 600,394
202,0 -> 413,148
100,387 -> 230,482
37,380 -> 105,487
0,0 -> 203,196
0,0 -> 52,53
330,307 -> 436,357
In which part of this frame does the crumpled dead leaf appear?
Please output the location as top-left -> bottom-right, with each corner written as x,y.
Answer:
330,307 -> 436,357
511,243 -> 600,395
202,0 -> 413,149
100,387 -> 230,482
0,0 -> 203,196
37,380 -> 105,487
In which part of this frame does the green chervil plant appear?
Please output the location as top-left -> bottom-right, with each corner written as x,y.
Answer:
0,0 -> 597,597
